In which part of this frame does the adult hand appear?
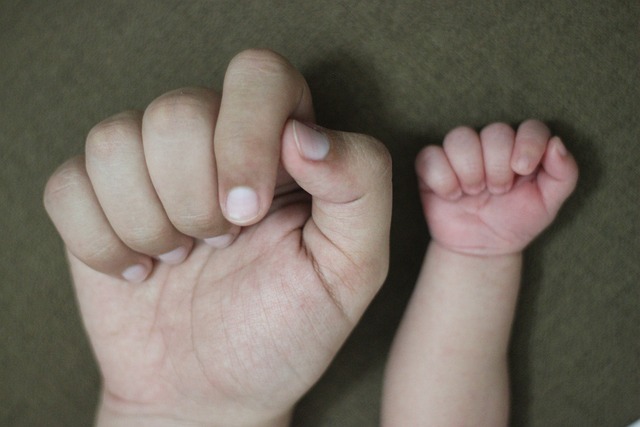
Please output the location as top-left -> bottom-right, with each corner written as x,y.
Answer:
44,49 -> 392,427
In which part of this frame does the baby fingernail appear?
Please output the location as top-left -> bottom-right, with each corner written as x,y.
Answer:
158,246 -> 189,264
490,183 -> 510,195
122,264 -> 149,283
465,182 -> 486,195
226,186 -> 260,223
514,156 -> 532,173
293,120 -> 330,161
205,233 -> 235,249
447,187 -> 463,200
555,137 -> 568,156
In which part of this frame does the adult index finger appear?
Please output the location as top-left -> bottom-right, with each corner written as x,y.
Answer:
214,49 -> 315,225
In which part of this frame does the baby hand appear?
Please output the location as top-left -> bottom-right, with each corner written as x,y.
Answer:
416,120 -> 578,256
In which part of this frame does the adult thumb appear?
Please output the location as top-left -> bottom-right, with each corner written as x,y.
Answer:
281,120 -> 392,314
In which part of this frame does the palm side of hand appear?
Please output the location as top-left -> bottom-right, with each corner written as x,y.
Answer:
44,50 -> 392,425
422,175 -> 554,255
417,121 -> 579,256
70,202 -> 352,418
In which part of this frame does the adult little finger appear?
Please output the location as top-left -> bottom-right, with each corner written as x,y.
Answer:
44,156 -> 153,282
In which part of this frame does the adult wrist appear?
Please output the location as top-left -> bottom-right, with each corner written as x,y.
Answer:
97,407 -> 291,427
96,392 -> 292,427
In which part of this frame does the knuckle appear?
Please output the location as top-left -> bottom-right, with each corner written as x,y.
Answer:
170,209 -> 224,238
522,118 -> 546,128
447,125 -> 476,139
517,120 -> 550,143
416,145 -> 439,168
144,88 -> 218,134
444,126 -> 478,149
75,232 -> 125,267
351,133 -> 392,177
481,122 -> 514,141
228,48 -> 294,80
43,156 -> 86,208
86,112 -> 141,158
117,222 -> 169,253
428,171 -> 457,193
370,136 -> 392,165
374,142 -> 393,179
483,121 -> 511,132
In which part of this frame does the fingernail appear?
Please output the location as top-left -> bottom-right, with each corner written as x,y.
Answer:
465,181 -> 486,195
446,187 -> 463,200
122,264 -> 149,283
514,156 -> 532,174
293,120 -> 330,161
555,137 -> 568,156
158,246 -> 189,264
489,183 -> 511,195
226,186 -> 260,223
204,233 -> 235,249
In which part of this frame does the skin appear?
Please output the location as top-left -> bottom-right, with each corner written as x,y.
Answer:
43,49 -> 392,427
382,120 -> 579,426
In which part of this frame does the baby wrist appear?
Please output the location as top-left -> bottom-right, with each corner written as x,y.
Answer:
431,240 -> 524,259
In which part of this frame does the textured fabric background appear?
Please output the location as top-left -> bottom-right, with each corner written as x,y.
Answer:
1,1 -> 638,425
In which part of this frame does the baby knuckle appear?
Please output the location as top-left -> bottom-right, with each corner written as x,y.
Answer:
428,171 -> 453,189
482,122 -> 512,135
416,145 -> 439,167
444,126 -> 477,148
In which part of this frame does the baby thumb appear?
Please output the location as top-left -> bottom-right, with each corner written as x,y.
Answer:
538,136 -> 579,217
281,120 -> 392,314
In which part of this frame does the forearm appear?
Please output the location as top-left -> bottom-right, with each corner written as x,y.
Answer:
382,242 -> 522,427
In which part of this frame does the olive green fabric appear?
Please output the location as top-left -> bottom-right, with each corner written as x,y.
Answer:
1,1 -> 638,425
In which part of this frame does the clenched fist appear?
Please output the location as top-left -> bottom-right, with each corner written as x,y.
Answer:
44,49 -> 392,427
